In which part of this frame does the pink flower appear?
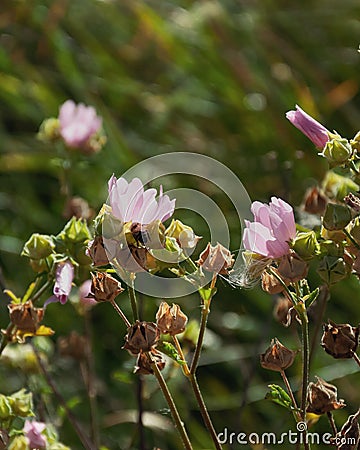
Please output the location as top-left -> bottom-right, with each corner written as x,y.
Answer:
108,175 -> 175,224
243,197 -> 296,258
78,279 -> 97,309
23,420 -> 47,449
286,105 -> 329,148
59,100 -> 102,148
46,261 -> 74,306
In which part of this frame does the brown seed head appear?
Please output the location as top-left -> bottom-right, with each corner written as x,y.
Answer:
260,338 -> 297,372
123,321 -> 160,355
87,236 -> 109,267
261,269 -> 287,294
277,252 -> 308,283
307,377 -> 345,415
197,242 -> 234,275
330,408 -> 360,450
156,302 -> 188,335
302,186 -> 328,215
8,301 -> 44,334
134,349 -> 166,375
321,320 -> 360,359
87,271 -> 124,302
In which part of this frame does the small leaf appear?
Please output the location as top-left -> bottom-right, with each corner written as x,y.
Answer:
198,287 -> 217,302
265,384 -> 293,411
157,341 -> 186,366
304,288 -> 320,308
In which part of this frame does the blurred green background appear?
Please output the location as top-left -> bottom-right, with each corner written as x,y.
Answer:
1,0 -> 360,449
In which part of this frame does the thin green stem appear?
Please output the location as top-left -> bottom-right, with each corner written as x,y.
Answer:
31,279 -> 52,303
128,278 -> 139,321
172,336 -> 190,376
267,267 -> 297,305
190,300 -> 210,374
190,274 -> 217,374
280,370 -> 301,423
110,299 -> 131,328
327,411 -> 337,436
188,373 -> 222,450
300,310 -> 311,450
148,352 -> 193,450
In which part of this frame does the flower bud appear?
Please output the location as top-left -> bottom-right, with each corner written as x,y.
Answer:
9,389 -> 33,417
21,234 -> 55,260
197,242 -> 234,275
331,409 -> 360,450
156,302 -> 188,335
8,435 -> 28,450
165,219 -> 201,249
37,118 -> 60,143
321,320 -> 359,359
291,231 -> 319,260
8,301 -> 44,334
277,252 -> 308,282
322,171 -> 359,202
320,134 -> 353,167
134,349 -> 165,375
302,186 -> 328,215
58,331 -> 88,360
87,236 -> 110,267
122,321 -> 160,355
0,395 -> 12,420
323,203 -> 352,231
317,256 -> 351,284
260,338 -> 297,372
56,217 -> 91,245
86,272 -> 124,302
307,377 -> 345,415
261,270 -> 287,295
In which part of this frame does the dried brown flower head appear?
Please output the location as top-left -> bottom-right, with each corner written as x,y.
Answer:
87,271 -> 124,302
344,192 -> 360,214
302,186 -> 328,215
197,242 -> 234,275
87,236 -> 110,267
8,301 -> 44,334
261,269 -> 287,294
307,377 -> 345,415
260,338 -> 297,372
331,408 -> 360,450
277,252 -> 308,283
134,349 -> 166,375
321,320 -> 360,359
156,302 -> 188,336
123,321 -> 160,355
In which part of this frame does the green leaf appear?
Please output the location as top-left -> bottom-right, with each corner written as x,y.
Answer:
265,384 -> 293,411
198,287 -> 217,301
303,288 -> 320,308
157,341 -> 186,366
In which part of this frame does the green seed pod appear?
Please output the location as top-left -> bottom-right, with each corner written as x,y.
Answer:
323,203 -> 352,231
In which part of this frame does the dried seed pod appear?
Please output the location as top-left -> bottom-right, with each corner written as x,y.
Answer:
134,349 -> 166,375
277,252 -> 308,282
87,271 -> 124,302
331,408 -> 360,450
307,377 -> 345,415
8,301 -> 44,334
260,338 -> 297,372
123,321 -> 160,355
197,242 -> 234,275
261,269 -> 287,294
87,236 -> 110,267
321,320 -> 360,359
302,186 -> 328,215
156,302 -> 188,335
